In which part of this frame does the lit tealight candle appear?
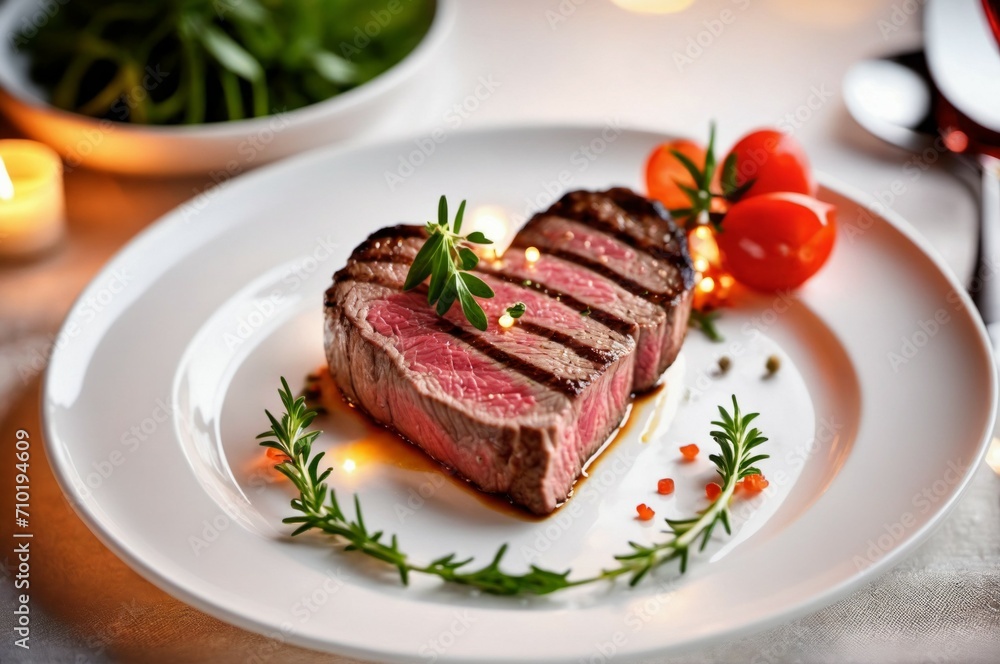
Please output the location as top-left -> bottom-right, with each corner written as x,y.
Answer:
609,0 -> 694,14
0,140 -> 66,258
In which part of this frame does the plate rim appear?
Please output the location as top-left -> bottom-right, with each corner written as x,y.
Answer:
41,123 -> 998,662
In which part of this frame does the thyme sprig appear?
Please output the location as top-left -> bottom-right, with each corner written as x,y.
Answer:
260,379 -> 767,595
403,196 -> 495,331
505,302 -> 527,319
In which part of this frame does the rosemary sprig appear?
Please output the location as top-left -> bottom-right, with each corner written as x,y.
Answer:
260,379 -> 767,595
597,395 -> 768,583
668,122 -> 754,231
403,196 -> 496,331
259,378 -> 573,594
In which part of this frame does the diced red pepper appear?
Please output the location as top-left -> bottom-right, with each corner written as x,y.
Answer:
636,503 -> 655,521
705,482 -> 722,501
742,474 -> 770,493
679,444 -> 700,460
657,478 -> 675,495
266,447 -> 291,463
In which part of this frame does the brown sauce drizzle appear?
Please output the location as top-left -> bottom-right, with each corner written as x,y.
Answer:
578,383 -> 665,480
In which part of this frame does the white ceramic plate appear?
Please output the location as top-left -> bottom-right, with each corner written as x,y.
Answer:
0,0 -> 453,175
43,126 -> 996,663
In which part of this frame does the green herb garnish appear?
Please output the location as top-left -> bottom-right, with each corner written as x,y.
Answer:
17,0 -> 434,124
668,122 -> 754,230
689,309 -> 724,342
403,196 -> 496,331
260,379 -> 768,595
609,395 -> 768,579
505,302 -> 527,319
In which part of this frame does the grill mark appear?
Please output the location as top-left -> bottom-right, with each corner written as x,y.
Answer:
551,188 -> 671,239
336,218 -> 689,318
508,241 -> 675,307
437,320 -> 592,397
558,213 -> 680,263
545,189 -> 697,290
331,225 -> 649,387
338,253 -> 637,341
336,271 -> 602,396
483,271 -> 634,336
518,322 -> 614,365
527,214 -> 696,293
583,223 -> 695,289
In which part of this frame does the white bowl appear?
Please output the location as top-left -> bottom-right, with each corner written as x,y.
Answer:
0,0 -> 453,175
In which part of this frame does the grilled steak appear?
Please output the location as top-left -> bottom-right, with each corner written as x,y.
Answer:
324,188 -> 695,514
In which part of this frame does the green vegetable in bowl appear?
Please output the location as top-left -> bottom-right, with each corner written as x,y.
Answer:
17,0 -> 435,125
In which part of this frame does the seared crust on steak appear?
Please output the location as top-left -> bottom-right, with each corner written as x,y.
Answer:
324,188 -> 693,514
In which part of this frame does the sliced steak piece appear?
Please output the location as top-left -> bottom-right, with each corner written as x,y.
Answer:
326,231 -> 635,515
483,249 -> 669,392
508,188 -> 695,390
323,188 -> 693,514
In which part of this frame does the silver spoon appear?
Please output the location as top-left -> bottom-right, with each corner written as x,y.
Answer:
843,51 -> 1000,348
845,51 -> 1000,476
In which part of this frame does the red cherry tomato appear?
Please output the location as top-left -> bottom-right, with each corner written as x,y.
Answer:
724,129 -> 816,199
716,193 -> 836,292
645,140 -> 706,210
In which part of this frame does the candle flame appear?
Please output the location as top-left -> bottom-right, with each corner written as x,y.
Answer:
986,436 -> 1000,475
610,0 -> 694,14
0,157 -> 13,201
